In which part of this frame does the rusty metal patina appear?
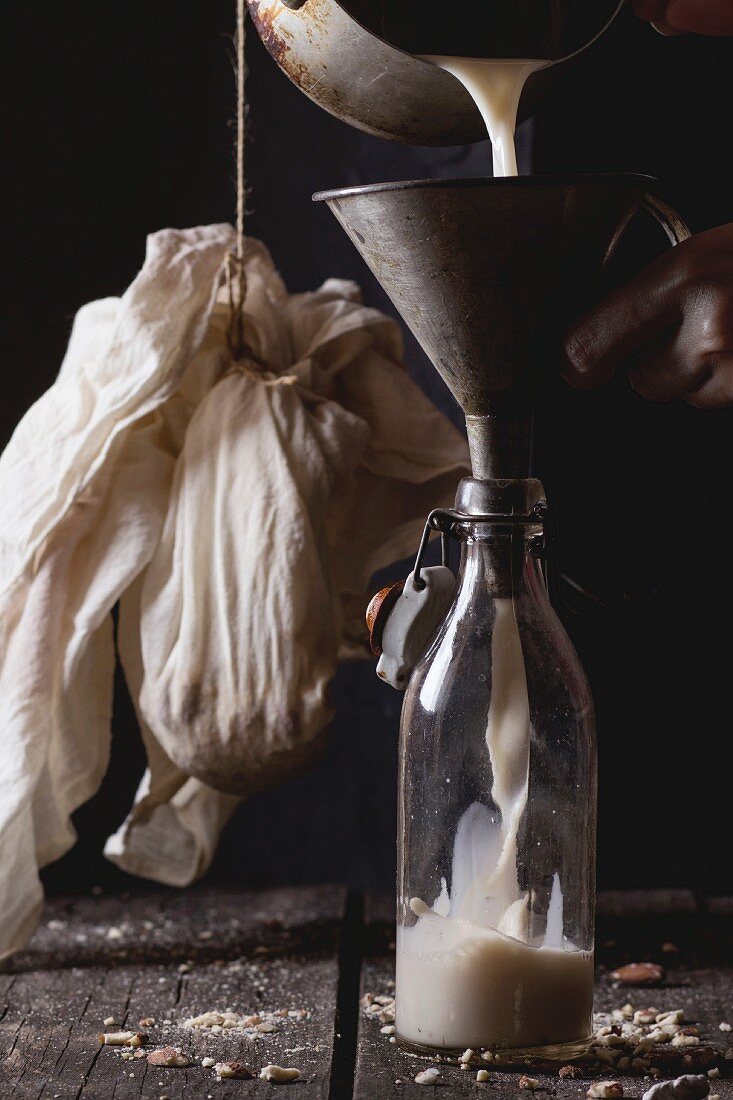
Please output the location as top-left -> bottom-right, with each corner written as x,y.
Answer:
247,0 -> 486,145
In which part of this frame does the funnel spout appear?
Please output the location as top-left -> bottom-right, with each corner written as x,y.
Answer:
466,413 -> 532,481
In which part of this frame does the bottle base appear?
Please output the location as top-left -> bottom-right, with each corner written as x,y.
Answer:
395,1034 -> 592,1067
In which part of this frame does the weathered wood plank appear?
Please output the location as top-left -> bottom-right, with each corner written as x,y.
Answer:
0,886 -> 346,1099
354,892 -> 733,1099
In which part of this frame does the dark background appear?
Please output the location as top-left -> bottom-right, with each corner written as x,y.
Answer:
2,2 -> 730,898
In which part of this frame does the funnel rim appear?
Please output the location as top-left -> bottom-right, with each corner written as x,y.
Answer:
313,172 -> 659,204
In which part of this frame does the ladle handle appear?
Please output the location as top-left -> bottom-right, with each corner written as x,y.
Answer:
603,192 -> 691,266
638,192 -> 692,247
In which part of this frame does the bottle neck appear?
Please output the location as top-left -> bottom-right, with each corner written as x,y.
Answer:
456,522 -> 546,601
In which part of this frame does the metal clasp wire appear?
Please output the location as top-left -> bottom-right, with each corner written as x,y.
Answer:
411,502 -> 548,592
411,501 -> 606,615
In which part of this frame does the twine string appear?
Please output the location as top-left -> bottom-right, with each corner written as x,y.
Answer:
227,0 -> 249,359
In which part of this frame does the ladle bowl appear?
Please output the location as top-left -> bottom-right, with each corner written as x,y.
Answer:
247,0 -> 625,145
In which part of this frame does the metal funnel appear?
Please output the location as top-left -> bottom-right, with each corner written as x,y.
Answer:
314,174 -> 663,478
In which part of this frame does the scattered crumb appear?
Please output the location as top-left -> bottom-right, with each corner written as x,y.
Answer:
658,1011 -> 685,1026
213,1061 -> 253,1080
520,1075 -> 541,1090
477,1069 -> 490,1082
460,1048 -> 475,1064
98,1031 -> 146,1047
587,1081 -> 623,1098
105,926 -> 124,941
560,1065 -> 584,1079
146,1047 -> 192,1068
707,1069 -> 719,1079
611,963 -> 665,985
139,1017 -> 155,1028
259,1065 -> 301,1083
671,1035 -> 700,1049
103,1016 -> 116,1027
641,1074 -> 711,1100
201,1057 -> 216,1067
415,1067 -> 440,1086
635,1009 -> 660,1026
719,1023 -> 731,1033
380,1025 -> 396,1035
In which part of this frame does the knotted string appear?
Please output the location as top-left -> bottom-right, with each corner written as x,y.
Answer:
223,0 -> 295,387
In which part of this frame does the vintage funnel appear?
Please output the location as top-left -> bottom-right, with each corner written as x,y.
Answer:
314,175 -> 686,479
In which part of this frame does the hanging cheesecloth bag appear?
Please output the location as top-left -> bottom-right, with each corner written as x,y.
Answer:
0,224 -> 469,959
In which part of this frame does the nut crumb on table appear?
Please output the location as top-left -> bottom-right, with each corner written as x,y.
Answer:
213,1060 -> 253,1079
146,1046 -> 192,1067
587,1081 -> 624,1098
259,1064 -> 302,1082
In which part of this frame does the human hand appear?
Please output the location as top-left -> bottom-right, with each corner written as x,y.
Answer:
562,223 -> 733,408
632,0 -> 733,36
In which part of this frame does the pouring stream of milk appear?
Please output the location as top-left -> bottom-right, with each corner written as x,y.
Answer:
420,57 -> 549,177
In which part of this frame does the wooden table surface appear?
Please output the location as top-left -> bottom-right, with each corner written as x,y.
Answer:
1,887 -> 730,1099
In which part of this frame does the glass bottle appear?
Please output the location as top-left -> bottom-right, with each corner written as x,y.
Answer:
395,478 -> 596,1061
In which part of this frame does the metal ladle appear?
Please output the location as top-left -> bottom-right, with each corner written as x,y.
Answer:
247,0 -> 625,145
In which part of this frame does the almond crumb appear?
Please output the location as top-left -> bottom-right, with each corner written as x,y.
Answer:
259,1065 -> 301,1083
587,1081 -> 623,1098
146,1047 -> 191,1068
519,1075 -> 541,1090
98,1031 -> 147,1047
213,1061 -> 253,1080
611,963 -> 664,985
415,1067 -> 440,1086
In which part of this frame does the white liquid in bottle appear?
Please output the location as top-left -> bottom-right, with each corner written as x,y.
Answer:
396,600 -> 593,1052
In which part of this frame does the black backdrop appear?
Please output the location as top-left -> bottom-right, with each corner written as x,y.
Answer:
2,2 -> 731,897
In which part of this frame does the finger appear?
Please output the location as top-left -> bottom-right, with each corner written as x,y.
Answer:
626,339 -> 701,401
683,357 -> 733,408
650,20 -> 684,35
562,246 -> 688,389
632,0 -> 683,31
665,0 -> 733,35
632,0 -> 668,20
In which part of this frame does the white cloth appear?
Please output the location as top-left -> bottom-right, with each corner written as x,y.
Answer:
0,226 -> 469,958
